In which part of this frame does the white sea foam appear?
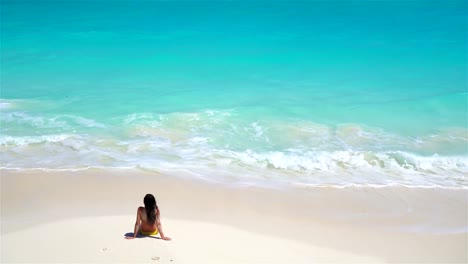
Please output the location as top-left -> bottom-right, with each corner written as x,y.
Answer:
0,134 -> 77,146
1,130 -> 466,187
0,98 -> 33,110
59,115 -> 107,128
0,100 -> 14,110
1,112 -> 67,129
2,109 -> 467,188
1,112 -> 106,130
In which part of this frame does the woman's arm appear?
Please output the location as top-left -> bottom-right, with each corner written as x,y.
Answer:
156,209 -> 171,241
126,207 -> 141,239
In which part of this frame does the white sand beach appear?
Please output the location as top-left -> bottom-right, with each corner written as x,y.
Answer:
1,168 -> 467,263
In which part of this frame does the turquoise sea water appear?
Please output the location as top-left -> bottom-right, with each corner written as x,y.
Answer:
1,0 -> 467,187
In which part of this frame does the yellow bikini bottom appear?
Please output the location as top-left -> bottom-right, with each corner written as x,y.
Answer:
140,229 -> 159,236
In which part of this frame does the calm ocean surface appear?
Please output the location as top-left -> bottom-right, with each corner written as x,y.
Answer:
1,0 -> 467,187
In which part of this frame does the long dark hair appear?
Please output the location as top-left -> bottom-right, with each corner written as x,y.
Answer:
144,194 -> 158,225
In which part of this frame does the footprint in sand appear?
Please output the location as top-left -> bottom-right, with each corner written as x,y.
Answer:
151,256 -> 160,261
101,247 -> 110,252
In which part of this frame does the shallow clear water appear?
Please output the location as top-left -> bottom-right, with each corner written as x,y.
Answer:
1,0 -> 467,187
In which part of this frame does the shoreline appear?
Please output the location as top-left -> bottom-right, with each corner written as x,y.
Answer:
1,168 -> 467,263
1,167 -> 467,190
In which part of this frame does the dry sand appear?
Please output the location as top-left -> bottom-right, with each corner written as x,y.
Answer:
1,168 -> 467,263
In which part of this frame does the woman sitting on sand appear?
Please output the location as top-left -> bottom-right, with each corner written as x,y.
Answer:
126,194 -> 171,240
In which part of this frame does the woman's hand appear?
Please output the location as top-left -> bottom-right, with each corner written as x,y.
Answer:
161,237 -> 172,241
125,236 -> 136,240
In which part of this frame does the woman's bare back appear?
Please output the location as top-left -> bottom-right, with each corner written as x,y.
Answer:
138,206 -> 158,232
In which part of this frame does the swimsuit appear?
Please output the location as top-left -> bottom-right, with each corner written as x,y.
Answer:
140,228 -> 159,236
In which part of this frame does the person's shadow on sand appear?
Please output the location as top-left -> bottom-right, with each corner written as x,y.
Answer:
124,232 -> 161,239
